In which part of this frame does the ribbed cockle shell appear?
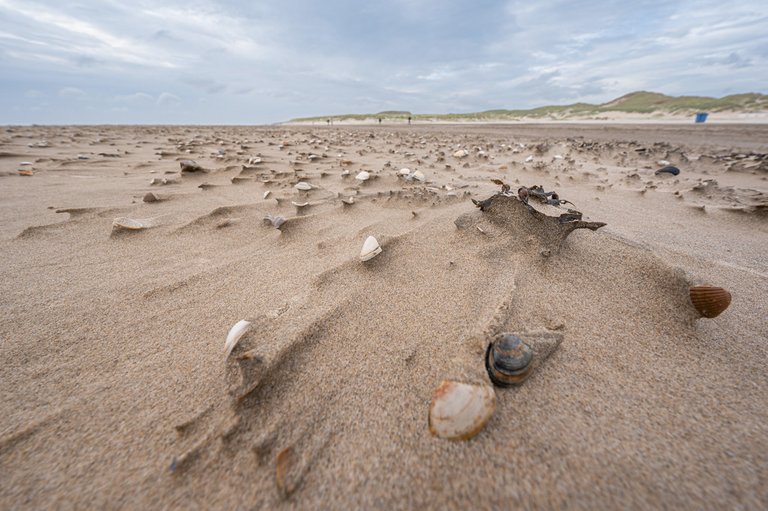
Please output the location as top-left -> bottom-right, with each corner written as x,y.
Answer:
689,286 -> 731,318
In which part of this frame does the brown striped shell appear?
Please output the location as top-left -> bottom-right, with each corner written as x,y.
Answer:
689,286 -> 731,318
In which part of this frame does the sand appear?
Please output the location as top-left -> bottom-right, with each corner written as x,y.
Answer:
0,123 -> 766,509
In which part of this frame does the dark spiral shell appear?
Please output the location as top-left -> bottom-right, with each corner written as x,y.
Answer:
485,334 -> 533,387
689,286 -> 731,318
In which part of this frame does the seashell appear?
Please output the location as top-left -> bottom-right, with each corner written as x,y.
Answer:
412,170 -> 426,182
263,190 -> 271,199
340,159 -> 353,166
689,285 -> 731,318
112,217 -> 146,231
655,166 -> 680,176
180,159 -> 203,172
19,161 -> 33,166
398,167 -> 412,176
355,171 -> 370,181
225,319 -> 252,359
308,154 -> 319,160
485,334 -> 533,387
18,169 -> 34,176
143,192 -> 160,203
275,447 -> 298,498
360,235 -> 382,261
453,149 -> 469,158
525,155 -> 534,163
657,159 -> 671,166
342,197 -> 355,205
428,380 -> 495,441
248,157 -> 262,165
341,169 -> 350,177
294,182 -> 312,191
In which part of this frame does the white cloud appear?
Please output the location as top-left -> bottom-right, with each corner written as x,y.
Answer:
157,92 -> 181,105
58,87 -> 86,99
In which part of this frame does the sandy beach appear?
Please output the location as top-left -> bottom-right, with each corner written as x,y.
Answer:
1,123 -> 766,509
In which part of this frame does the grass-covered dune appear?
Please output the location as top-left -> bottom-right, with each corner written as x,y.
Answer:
287,91 -> 768,123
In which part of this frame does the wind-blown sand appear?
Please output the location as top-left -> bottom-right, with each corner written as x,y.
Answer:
1,124 -> 766,509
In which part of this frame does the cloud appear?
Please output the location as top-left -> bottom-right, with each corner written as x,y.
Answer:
58,87 -> 86,99
157,92 -> 181,105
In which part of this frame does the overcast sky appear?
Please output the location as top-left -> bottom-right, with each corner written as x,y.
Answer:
1,0 -> 766,124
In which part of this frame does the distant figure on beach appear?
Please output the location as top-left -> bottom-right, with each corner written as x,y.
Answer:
407,116 -> 412,125
378,117 -> 382,125
326,119 -> 330,126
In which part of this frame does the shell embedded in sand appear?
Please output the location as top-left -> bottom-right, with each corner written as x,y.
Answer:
18,169 -> 34,176
143,192 -> 160,203
525,155 -> 534,163
453,149 -> 469,158
294,182 -> 313,191
225,320 -> 252,359
360,235 -> 382,261
398,167 -> 412,176
342,197 -> 355,205
485,334 -> 533,387
355,171 -> 370,182
689,286 -> 732,318
428,380 -> 496,441
412,170 -> 426,182
112,217 -> 146,230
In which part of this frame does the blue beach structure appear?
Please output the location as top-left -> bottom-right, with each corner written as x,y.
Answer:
695,112 -> 709,123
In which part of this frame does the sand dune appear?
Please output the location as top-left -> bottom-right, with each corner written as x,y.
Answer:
1,124 -> 766,509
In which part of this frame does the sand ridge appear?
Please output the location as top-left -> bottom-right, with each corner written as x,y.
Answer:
0,124 -> 766,509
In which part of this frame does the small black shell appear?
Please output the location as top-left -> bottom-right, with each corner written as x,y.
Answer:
655,166 -> 680,176
485,334 -> 533,387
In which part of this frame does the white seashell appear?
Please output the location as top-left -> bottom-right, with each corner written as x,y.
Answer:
308,154 -> 319,160
453,149 -> 469,158
294,182 -> 313,191
224,320 -> 252,359
398,168 -> 412,176
341,169 -> 350,177
248,157 -> 262,165
291,201 -> 309,207
554,155 -> 563,159
263,191 -> 271,199
360,235 -> 382,261
658,159 -> 671,166
342,197 -> 355,205
19,161 -> 33,166
525,155 -> 534,163
428,380 -> 496,441
412,170 -> 426,182
356,171 -> 370,181
112,217 -> 146,230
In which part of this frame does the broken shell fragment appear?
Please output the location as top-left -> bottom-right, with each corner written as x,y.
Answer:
360,235 -> 382,261
143,192 -> 160,203
355,171 -> 370,182
112,217 -> 146,231
263,191 -> 271,199
294,182 -> 312,191
18,169 -> 34,176
485,334 -> 533,387
398,168 -> 412,176
428,380 -> 495,441
412,170 -> 426,182
689,285 -> 731,318
225,320 -> 252,359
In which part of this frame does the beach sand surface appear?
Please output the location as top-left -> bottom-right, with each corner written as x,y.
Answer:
1,124 -> 766,509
